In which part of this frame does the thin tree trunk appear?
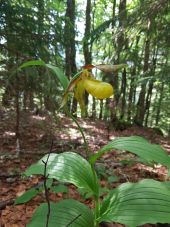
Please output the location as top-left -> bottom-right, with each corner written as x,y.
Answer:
120,68 -> 127,119
127,67 -> 136,121
144,47 -> 158,126
110,0 -> 127,123
135,38 -> 150,125
99,100 -> 103,119
64,0 -> 77,114
23,91 -> 27,111
155,82 -> 165,126
29,91 -> 34,110
83,0 -> 92,117
144,81 -> 154,126
38,0 -> 44,57
104,99 -> 110,121
15,91 -> 20,140
135,19 -> 151,125
64,0 -> 77,78
91,97 -> 96,119
83,0 -> 92,65
128,35 -> 140,122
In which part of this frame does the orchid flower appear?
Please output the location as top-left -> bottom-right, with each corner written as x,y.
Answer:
62,69 -> 113,115
62,64 -> 127,115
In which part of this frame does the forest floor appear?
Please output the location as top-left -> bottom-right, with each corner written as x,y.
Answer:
0,110 -> 170,227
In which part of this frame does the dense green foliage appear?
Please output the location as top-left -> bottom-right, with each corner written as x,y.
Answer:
0,0 -> 170,134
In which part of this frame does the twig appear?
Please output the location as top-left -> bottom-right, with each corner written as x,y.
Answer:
66,214 -> 82,227
42,140 -> 53,227
0,199 -> 15,210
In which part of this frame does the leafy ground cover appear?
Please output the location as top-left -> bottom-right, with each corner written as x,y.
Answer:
0,110 -> 170,227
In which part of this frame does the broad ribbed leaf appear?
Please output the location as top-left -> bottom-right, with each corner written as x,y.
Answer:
25,152 -> 99,196
27,200 -> 94,227
19,60 -> 46,68
99,179 -> 170,226
89,136 -> 170,168
15,179 -> 53,204
51,184 -> 68,193
46,64 -> 69,90
19,60 -> 69,90
15,188 -> 38,205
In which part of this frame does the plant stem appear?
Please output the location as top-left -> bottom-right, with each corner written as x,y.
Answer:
65,106 -> 89,159
91,164 -> 100,227
94,196 -> 100,227
42,141 -> 53,227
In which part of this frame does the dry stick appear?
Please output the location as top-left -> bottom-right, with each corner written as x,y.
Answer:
0,199 -> 15,210
42,141 -> 53,227
66,214 -> 82,227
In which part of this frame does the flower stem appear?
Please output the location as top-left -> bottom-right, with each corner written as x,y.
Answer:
94,196 -> 100,227
64,106 -> 89,159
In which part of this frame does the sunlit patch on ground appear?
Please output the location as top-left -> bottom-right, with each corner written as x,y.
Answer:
31,115 -> 46,120
3,131 -> 15,137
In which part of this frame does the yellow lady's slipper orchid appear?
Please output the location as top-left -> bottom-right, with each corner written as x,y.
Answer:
73,70 -> 114,113
83,78 -> 113,99
61,68 -> 114,114
74,79 -> 86,113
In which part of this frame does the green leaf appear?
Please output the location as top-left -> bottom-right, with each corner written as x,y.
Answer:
95,164 -> 107,179
89,136 -> 170,168
99,187 -> 109,196
24,152 -> 99,196
107,175 -> 119,184
167,168 -> 170,177
51,184 -> 68,193
99,179 -> 170,226
15,188 -> 38,205
46,64 -> 69,90
15,179 -> 53,204
27,200 -> 94,227
77,188 -> 94,200
19,60 -> 46,68
19,60 -> 69,90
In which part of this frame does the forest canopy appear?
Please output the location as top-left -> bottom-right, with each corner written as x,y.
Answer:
0,0 -> 170,135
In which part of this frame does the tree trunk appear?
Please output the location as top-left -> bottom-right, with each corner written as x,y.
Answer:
120,68 -> 127,119
110,0 -> 127,123
64,0 -> 77,113
15,91 -> 20,140
144,81 -> 154,127
127,67 -> 136,121
91,97 -> 96,119
144,47 -> 158,126
135,38 -> 150,125
155,82 -> 165,126
38,0 -> 44,58
83,0 -> 92,117
83,0 -> 92,65
135,19 -> 151,125
99,100 -> 103,119
64,0 -> 77,78
29,91 -> 34,110
127,35 -> 140,122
